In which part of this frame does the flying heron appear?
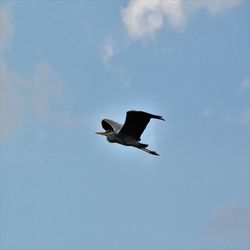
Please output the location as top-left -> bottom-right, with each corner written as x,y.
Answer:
96,110 -> 165,156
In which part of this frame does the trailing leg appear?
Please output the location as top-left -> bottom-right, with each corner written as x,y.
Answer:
139,147 -> 159,156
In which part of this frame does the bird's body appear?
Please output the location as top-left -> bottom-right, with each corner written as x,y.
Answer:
96,110 -> 165,156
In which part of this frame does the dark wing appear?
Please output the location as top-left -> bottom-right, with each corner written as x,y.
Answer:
101,119 -> 123,133
118,110 -> 165,141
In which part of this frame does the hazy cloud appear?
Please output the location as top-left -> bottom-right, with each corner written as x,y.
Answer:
0,61 -> 72,139
200,108 -> 214,118
0,6 -> 87,139
0,61 -> 27,138
0,5 -> 22,139
212,207 -> 250,244
240,77 -> 250,92
122,0 -> 242,40
31,62 -> 69,120
0,5 -> 14,53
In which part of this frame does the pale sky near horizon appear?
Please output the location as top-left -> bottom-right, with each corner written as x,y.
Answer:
0,0 -> 249,249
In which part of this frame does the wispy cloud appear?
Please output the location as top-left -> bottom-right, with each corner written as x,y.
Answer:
224,77 -> 250,126
200,107 -> 250,127
102,39 -> 116,66
193,0 -> 242,14
224,108 -> 250,126
101,38 -> 130,89
122,0 -> 242,40
200,76 -> 250,127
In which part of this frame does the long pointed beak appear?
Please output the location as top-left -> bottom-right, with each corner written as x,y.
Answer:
95,131 -> 107,136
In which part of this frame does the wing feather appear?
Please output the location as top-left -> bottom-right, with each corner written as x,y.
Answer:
118,110 -> 164,141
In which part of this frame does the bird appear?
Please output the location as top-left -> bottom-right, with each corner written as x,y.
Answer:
96,110 -> 165,156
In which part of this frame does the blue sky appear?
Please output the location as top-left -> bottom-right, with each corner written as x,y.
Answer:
0,0 -> 249,249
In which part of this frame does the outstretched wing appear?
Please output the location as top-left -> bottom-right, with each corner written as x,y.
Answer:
101,119 -> 123,133
118,110 -> 165,141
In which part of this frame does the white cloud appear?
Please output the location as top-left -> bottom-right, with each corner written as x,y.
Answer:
122,0 -> 185,40
122,0 -> 242,40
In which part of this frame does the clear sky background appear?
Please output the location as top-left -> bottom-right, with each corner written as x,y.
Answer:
0,0 -> 249,249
